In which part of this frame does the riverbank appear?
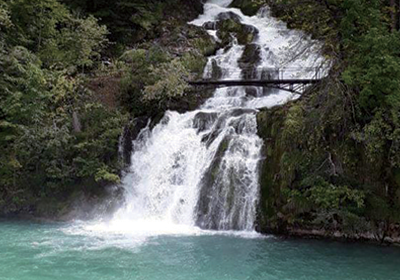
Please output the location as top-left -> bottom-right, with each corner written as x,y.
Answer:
260,222 -> 400,246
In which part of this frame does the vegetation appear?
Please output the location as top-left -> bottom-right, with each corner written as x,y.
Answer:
0,0 -> 127,214
256,0 -> 400,242
0,0 -> 211,216
60,0 -> 204,52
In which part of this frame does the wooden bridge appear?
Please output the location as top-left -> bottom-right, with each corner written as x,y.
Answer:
188,67 -> 323,94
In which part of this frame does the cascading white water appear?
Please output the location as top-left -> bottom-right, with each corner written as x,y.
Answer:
78,0 -> 327,237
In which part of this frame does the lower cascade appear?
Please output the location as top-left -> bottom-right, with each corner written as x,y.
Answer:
107,0 -> 326,233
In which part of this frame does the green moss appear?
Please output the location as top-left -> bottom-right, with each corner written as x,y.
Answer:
216,19 -> 257,45
193,36 -> 217,57
230,0 -> 264,16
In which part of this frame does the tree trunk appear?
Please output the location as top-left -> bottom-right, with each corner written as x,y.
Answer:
398,0 -> 400,30
72,111 -> 82,133
391,0 -> 396,32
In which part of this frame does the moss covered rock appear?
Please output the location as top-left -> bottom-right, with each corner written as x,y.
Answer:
216,17 -> 258,45
238,43 -> 261,78
230,0 -> 264,16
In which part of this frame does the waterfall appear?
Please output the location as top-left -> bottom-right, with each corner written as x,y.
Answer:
87,0 -> 326,235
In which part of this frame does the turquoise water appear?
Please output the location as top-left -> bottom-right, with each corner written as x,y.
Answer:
1,220 -> 400,280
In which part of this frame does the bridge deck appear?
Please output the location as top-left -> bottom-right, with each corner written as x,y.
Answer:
188,79 -> 321,87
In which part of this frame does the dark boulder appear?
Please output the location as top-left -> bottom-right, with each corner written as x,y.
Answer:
230,0 -> 264,16
238,43 -> 261,79
203,21 -> 217,30
239,44 -> 261,68
211,59 -> 223,80
216,11 -> 242,22
193,112 -> 218,133
236,24 -> 259,44
121,117 -> 150,165
216,20 -> 258,45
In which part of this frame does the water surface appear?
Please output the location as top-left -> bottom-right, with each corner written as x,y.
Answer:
1,220 -> 399,280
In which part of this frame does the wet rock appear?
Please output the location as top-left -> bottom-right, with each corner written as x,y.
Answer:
242,24 -> 259,35
230,108 -> 258,116
236,24 -> 259,45
216,18 -> 242,45
201,113 -> 228,146
160,24 -> 217,58
230,0 -> 265,16
216,18 -> 258,45
203,21 -> 217,30
193,112 -> 218,133
196,135 -> 232,229
245,87 -> 259,97
121,117 -> 150,165
201,127 -> 222,147
211,59 -> 223,80
259,68 -> 280,95
238,44 -> 261,79
261,68 -> 279,80
201,109 -> 256,146
239,44 -> 262,68
216,12 -> 242,22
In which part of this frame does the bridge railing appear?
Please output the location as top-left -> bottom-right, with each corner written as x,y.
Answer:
274,67 -> 323,80
203,67 -> 324,81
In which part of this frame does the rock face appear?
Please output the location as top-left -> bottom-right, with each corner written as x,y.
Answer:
217,11 -> 242,22
120,117 -> 150,166
215,12 -> 259,46
196,134 -> 232,229
230,0 -> 265,16
203,21 -> 217,30
210,59 -> 223,80
193,112 -> 219,133
237,24 -> 259,45
238,43 -> 261,79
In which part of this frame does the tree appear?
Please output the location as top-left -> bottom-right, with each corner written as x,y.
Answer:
0,0 -> 125,210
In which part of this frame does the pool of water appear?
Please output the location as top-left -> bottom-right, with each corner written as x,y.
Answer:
0,220 -> 399,280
